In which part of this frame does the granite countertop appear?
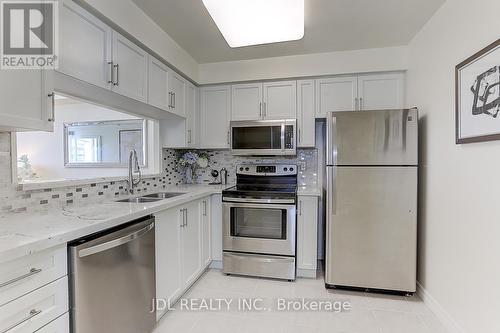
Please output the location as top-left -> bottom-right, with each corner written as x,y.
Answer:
0,184 -> 232,264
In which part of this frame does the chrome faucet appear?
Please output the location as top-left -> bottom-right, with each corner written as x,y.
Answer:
127,149 -> 142,194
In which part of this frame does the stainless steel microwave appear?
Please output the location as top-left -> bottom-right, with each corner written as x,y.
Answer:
230,119 -> 296,156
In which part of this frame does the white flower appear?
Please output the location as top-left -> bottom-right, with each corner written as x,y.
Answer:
197,157 -> 208,168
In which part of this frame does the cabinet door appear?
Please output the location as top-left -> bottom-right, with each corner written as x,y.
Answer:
210,194 -> 223,263
231,83 -> 262,120
200,198 -> 211,268
148,56 -> 169,110
181,201 -> 201,287
297,196 -> 318,277
169,72 -> 186,117
185,83 -> 198,148
357,73 -> 405,110
297,80 -> 315,147
111,32 -> 148,102
154,209 -> 182,319
263,81 -> 297,119
315,77 -> 357,117
0,70 -> 53,131
200,86 -> 231,149
59,0 -> 112,89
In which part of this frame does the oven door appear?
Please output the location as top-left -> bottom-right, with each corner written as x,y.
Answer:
223,198 -> 296,256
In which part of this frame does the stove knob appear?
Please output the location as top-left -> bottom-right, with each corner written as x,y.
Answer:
239,167 -> 244,171
289,167 -> 294,172
283,167 -> 288,172
245,167 -> 250,171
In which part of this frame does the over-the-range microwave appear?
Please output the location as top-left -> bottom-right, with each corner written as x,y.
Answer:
230,119 -> 296,156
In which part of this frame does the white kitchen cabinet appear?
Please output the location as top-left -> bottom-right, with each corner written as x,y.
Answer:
58,0 -> 112,90
262,81 -> 297,119
168,71 -> 186,117
0,277 -> 68,333
0,71 -> 53,132
35,313 -> 69,333
231,81 -> 296,120
148,56 -> 169,110
210,194 -> 223,267
154,208 -> 182,319
297,196 -> 319,278
297,80 -> 316,147
180,200 -> 202,287
111,32 -> 149,103
231,83 -> 262,120
315,76 -> 358,117
200,85 -> 231,149
357,73 -> 405,110
185,82 -> 198,147
200,198 -> 212,268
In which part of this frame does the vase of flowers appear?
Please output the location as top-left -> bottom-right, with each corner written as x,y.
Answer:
177,151 -> 209,184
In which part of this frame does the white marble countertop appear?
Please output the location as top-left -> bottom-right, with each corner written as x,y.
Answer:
297,186 -> 322,197
0,184 -> 232,264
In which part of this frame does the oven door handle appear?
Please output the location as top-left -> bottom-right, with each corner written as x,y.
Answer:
223,197 -> 295,204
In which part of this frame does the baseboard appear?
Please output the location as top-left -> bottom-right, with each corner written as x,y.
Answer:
209,260 -> 223,269
416,281 -> 466,333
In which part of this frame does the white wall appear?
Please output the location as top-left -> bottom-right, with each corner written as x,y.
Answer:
198,46 -> 409,84
81,0 -> 199,82
406,1 -> 500,332
17,101 -> 159,181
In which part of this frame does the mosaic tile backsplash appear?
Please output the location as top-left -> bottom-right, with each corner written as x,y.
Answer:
0,132 -> 318,213
166,148 -> 319,188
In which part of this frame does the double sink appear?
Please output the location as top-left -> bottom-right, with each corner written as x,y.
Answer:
116,192 -> 186,203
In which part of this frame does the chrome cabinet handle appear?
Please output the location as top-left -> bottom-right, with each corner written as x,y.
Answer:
1,309 -> 42,333
0,268 -> 42,289
299,200 -> 303,216
298,128 -> 301,143
78,222 -> 154,257
107,61 -> 113,84
168,92 -> 172,108
359,97 -> 363,110
47,93 -> 55,122
354,97 -> 358,111
187,130 -> 192,144
203,200 -> 207,216
180,209 -> 184,227
113,64 -> 119,86
227,130 -> 230,145
263,102 -> 267,117
259,102 -> 262,118
183,208 -> 188,227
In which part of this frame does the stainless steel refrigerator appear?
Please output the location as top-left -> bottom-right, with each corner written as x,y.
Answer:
325,109 -> 418,294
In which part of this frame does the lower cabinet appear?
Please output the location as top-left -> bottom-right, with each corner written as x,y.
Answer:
154,196 -> 212,320
297,196 -> 319,278
35,313 -> 69,333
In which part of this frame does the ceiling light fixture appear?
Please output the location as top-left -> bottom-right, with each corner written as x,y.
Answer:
202,0 -> 304,48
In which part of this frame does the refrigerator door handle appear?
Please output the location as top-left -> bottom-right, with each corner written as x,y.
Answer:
326,113 -> 337,165
327,167 -> 336,216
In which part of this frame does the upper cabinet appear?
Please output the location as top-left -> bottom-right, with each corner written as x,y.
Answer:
0,71 -> 53,132
148,56 -> 170,110
231,83 -> 262,121
297,80 -> 316,148
200,85 -> 231,149
111,32 -> 149,103
185,82 -> 198,148
357,73 -> 405,110
231,81 -> 296,121
315,76 -> 358,117
168,72 -> 186,117
59,0 -> 112,90
315,73 -> 405,117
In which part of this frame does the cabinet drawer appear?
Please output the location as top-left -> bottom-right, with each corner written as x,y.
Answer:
0,246 -> 67,307
0,277 -> 68,333
35,313 -> 69,333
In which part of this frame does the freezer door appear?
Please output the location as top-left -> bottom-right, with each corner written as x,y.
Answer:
326,109 -> 418,166
325,166 -> 417,292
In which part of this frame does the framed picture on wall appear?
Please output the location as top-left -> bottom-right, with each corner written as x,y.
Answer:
456,38 -> 500,144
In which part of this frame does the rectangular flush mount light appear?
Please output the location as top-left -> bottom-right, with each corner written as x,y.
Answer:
202,0 -> 304,48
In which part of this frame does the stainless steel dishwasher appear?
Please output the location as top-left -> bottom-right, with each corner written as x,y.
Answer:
68,216 -> 156,333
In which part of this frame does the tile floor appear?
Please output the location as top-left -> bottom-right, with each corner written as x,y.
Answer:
154,269 -> 449,333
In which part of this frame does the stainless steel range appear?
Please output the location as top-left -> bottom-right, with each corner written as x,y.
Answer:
222,164 -> 297,281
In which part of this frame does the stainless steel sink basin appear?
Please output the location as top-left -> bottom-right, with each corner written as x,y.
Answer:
116,197 -> 163,203
142,192 -> 186,199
